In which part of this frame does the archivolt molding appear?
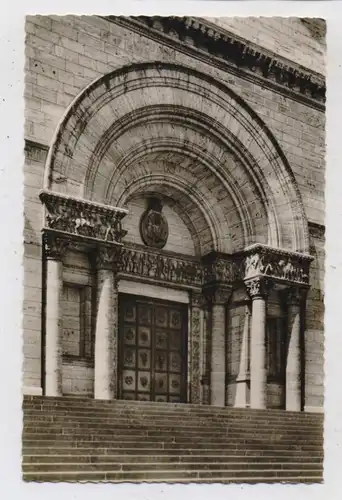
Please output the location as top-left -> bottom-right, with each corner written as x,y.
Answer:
44,61 -> 310,254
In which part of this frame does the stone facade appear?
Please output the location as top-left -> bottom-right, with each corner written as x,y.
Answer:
23,16 -> 325,412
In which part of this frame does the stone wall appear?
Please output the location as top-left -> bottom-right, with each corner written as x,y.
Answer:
23,15 -> 325,409
25,15 -> 325,225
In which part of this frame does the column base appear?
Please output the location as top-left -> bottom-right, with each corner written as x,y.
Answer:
23,385 -> 43,396
304,405 -> 324,413
234,378 -> 249,408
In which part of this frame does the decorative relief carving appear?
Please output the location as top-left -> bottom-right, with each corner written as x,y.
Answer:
40,190 -> 128,244
245,277 -> 269,300
96,247 -> 122,271
190,306 -> 201,404
140,198 -> 169,249
203,257 -> 243,284
43,232 -> 69,261
244,245 -> 312,285
191,292 -> 206,308
114,243 -> 312,291
118,246 -> 204,287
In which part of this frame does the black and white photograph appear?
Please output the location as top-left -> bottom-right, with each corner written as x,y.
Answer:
21,14 -> 325,484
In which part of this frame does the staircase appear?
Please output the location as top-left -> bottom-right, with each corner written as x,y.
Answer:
22,396 -> 324,484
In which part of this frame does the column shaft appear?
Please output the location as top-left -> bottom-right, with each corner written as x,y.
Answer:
234,307 -> 250,408
250,297 -> 267,409
286,294 -> 302,411
94,268 -> 117,400
211,303 -> 226,406
45,259 -> 63,396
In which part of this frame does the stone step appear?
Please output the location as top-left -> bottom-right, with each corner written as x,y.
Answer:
21,430 -> 322,444
22,414 -> 323,432
22,397 -> 323,419
22,469 -> 323,483
23,410 -> 323,430
22,438 -> 323,452
22,425 -> 321,441
22,399 -> 322,414
22,461 -> 323,473
22,453 -> 323,464
22,446 -> 324,458
21,396 -> 324,483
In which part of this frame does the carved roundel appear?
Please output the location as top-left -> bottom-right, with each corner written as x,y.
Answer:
140,199 -> 169,249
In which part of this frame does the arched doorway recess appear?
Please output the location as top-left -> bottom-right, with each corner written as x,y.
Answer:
40,62 -> 312,411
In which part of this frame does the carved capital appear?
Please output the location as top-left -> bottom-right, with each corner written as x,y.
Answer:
204,285 -> 232,305
245,277 -> 270,300
202,254 -> 241,286
191,291 -> 206,308
43,232 -> 69,261
96,246 -> 122,271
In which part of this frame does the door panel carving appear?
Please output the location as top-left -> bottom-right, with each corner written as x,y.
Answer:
119,294 -> 188,402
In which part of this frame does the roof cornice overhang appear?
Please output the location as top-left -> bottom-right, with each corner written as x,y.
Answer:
103,15 -> 325,112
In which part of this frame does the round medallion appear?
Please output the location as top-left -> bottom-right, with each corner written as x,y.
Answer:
140,205 -> 169,249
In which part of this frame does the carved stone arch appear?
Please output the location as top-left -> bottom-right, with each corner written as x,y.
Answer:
44,61 -> 310,254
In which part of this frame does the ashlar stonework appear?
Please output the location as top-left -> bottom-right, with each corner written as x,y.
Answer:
23,15 -> 325,417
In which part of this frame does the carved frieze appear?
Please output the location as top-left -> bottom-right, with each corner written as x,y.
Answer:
203,256 -> 243,284
40,190 -> 128,245
118,246 -> 203,288
114,243 -> 313,290
243,244 -> 312,286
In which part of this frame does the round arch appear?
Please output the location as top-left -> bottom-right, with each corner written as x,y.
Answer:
44,61 -> 310,255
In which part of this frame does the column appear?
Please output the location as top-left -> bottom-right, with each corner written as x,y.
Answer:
201,304 -> 211,406
234,306 -> 250,408
245,277 -> 268,409
190,292 -> 204,404
207,286 -> 232,407
286,288 -> 303,411
44,234 -> 69,397
94,247 -> 119,400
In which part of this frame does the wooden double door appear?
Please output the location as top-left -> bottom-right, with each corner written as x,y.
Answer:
118,294 -> 188,403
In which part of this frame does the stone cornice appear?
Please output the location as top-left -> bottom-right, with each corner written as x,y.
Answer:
105,15 -> 325,111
